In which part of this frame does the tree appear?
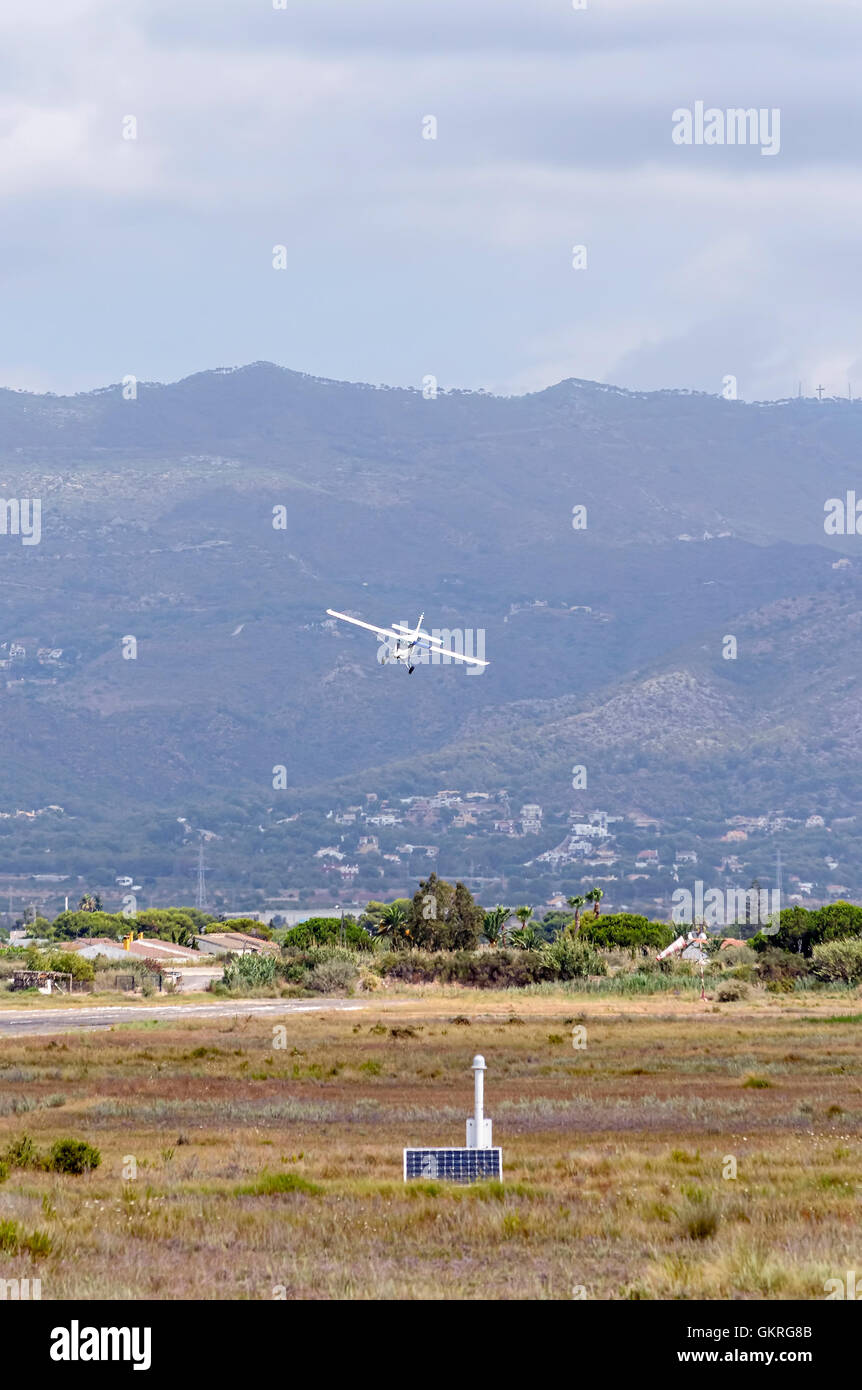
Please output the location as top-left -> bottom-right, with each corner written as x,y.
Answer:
376,902 -> 408,949
281,917 -> 371,951
449,882 -> 484,951
586,887 -> 604,917
78,893 -> 102,913
567,895 -> 586,934
751,902 -> 862,958
514,906 -> 533,935
408,873 -> 448,950
482,905 -> 509,947
407,875 -> 482,951
51,910 -> 123,940
579,913 -> 674,955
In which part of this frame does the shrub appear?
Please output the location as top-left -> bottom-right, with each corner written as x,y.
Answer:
0,1219 -> 52,1257
721,962 -> 755,983
378,949 -> 547,989
539,936 -> 607,981
3,1134 -> 39,1170
678,1191 -> 720,1241
222,953 -> 277,990
306,958 -> 358,995
44,951 -> 95,982
755,948 -> 810,986
811,938 -> 862,985
44,1139 -> 101,1174
716,979 -> 751,1001
717,945 -> 757,968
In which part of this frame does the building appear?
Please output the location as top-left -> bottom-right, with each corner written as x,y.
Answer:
194,932 -> 278,957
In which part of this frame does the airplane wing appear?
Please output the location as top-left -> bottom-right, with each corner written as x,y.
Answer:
392,624 -> 489,667
432,647 -> 488,667
326,609 -> 405,642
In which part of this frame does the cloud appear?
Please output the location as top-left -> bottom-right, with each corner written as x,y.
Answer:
1,0 -> 860,398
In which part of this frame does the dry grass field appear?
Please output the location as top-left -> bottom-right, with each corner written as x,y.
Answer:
1,990 -> 860,1300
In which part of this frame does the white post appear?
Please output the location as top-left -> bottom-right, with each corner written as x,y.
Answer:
473,1054 -> 485,1138
467,1054 -> 491,1148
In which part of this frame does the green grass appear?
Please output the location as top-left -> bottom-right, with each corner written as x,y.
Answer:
234,1172 -> 323,1197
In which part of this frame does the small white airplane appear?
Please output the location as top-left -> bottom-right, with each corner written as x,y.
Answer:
325,609 -> 488,673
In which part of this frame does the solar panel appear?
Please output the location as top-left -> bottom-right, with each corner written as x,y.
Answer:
404,1147 -> 503,1183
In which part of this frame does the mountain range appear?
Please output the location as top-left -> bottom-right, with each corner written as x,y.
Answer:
0,363 -> 860,898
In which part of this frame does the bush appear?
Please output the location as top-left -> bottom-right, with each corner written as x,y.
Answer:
3,1134 -> 39,1169
379,949 -> 548,989
222,953 -> 278,990
306,958 -> 358,994
44,951 -> 95,982
724,964 -> 755,983
755,948 -> 810,986
538,936 -> 607,981
678,1191 -> 720,1241
716,979 -> 750,1002
44,1139 -> 101,1174
811,938 -> 862,985
0,1219 -> 52,1257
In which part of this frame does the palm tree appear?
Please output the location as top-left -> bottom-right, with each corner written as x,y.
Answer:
587,887 -> 604,917
377,903 -> 407,949
514,906 -> 533,942
567,895 -> 586,934
482,905 -> 508,947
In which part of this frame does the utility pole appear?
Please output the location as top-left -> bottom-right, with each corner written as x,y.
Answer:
816,384 -> 826,401
196,837 -> 208,912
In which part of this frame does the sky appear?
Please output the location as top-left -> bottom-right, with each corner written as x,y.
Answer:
2,0 -> 861,400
